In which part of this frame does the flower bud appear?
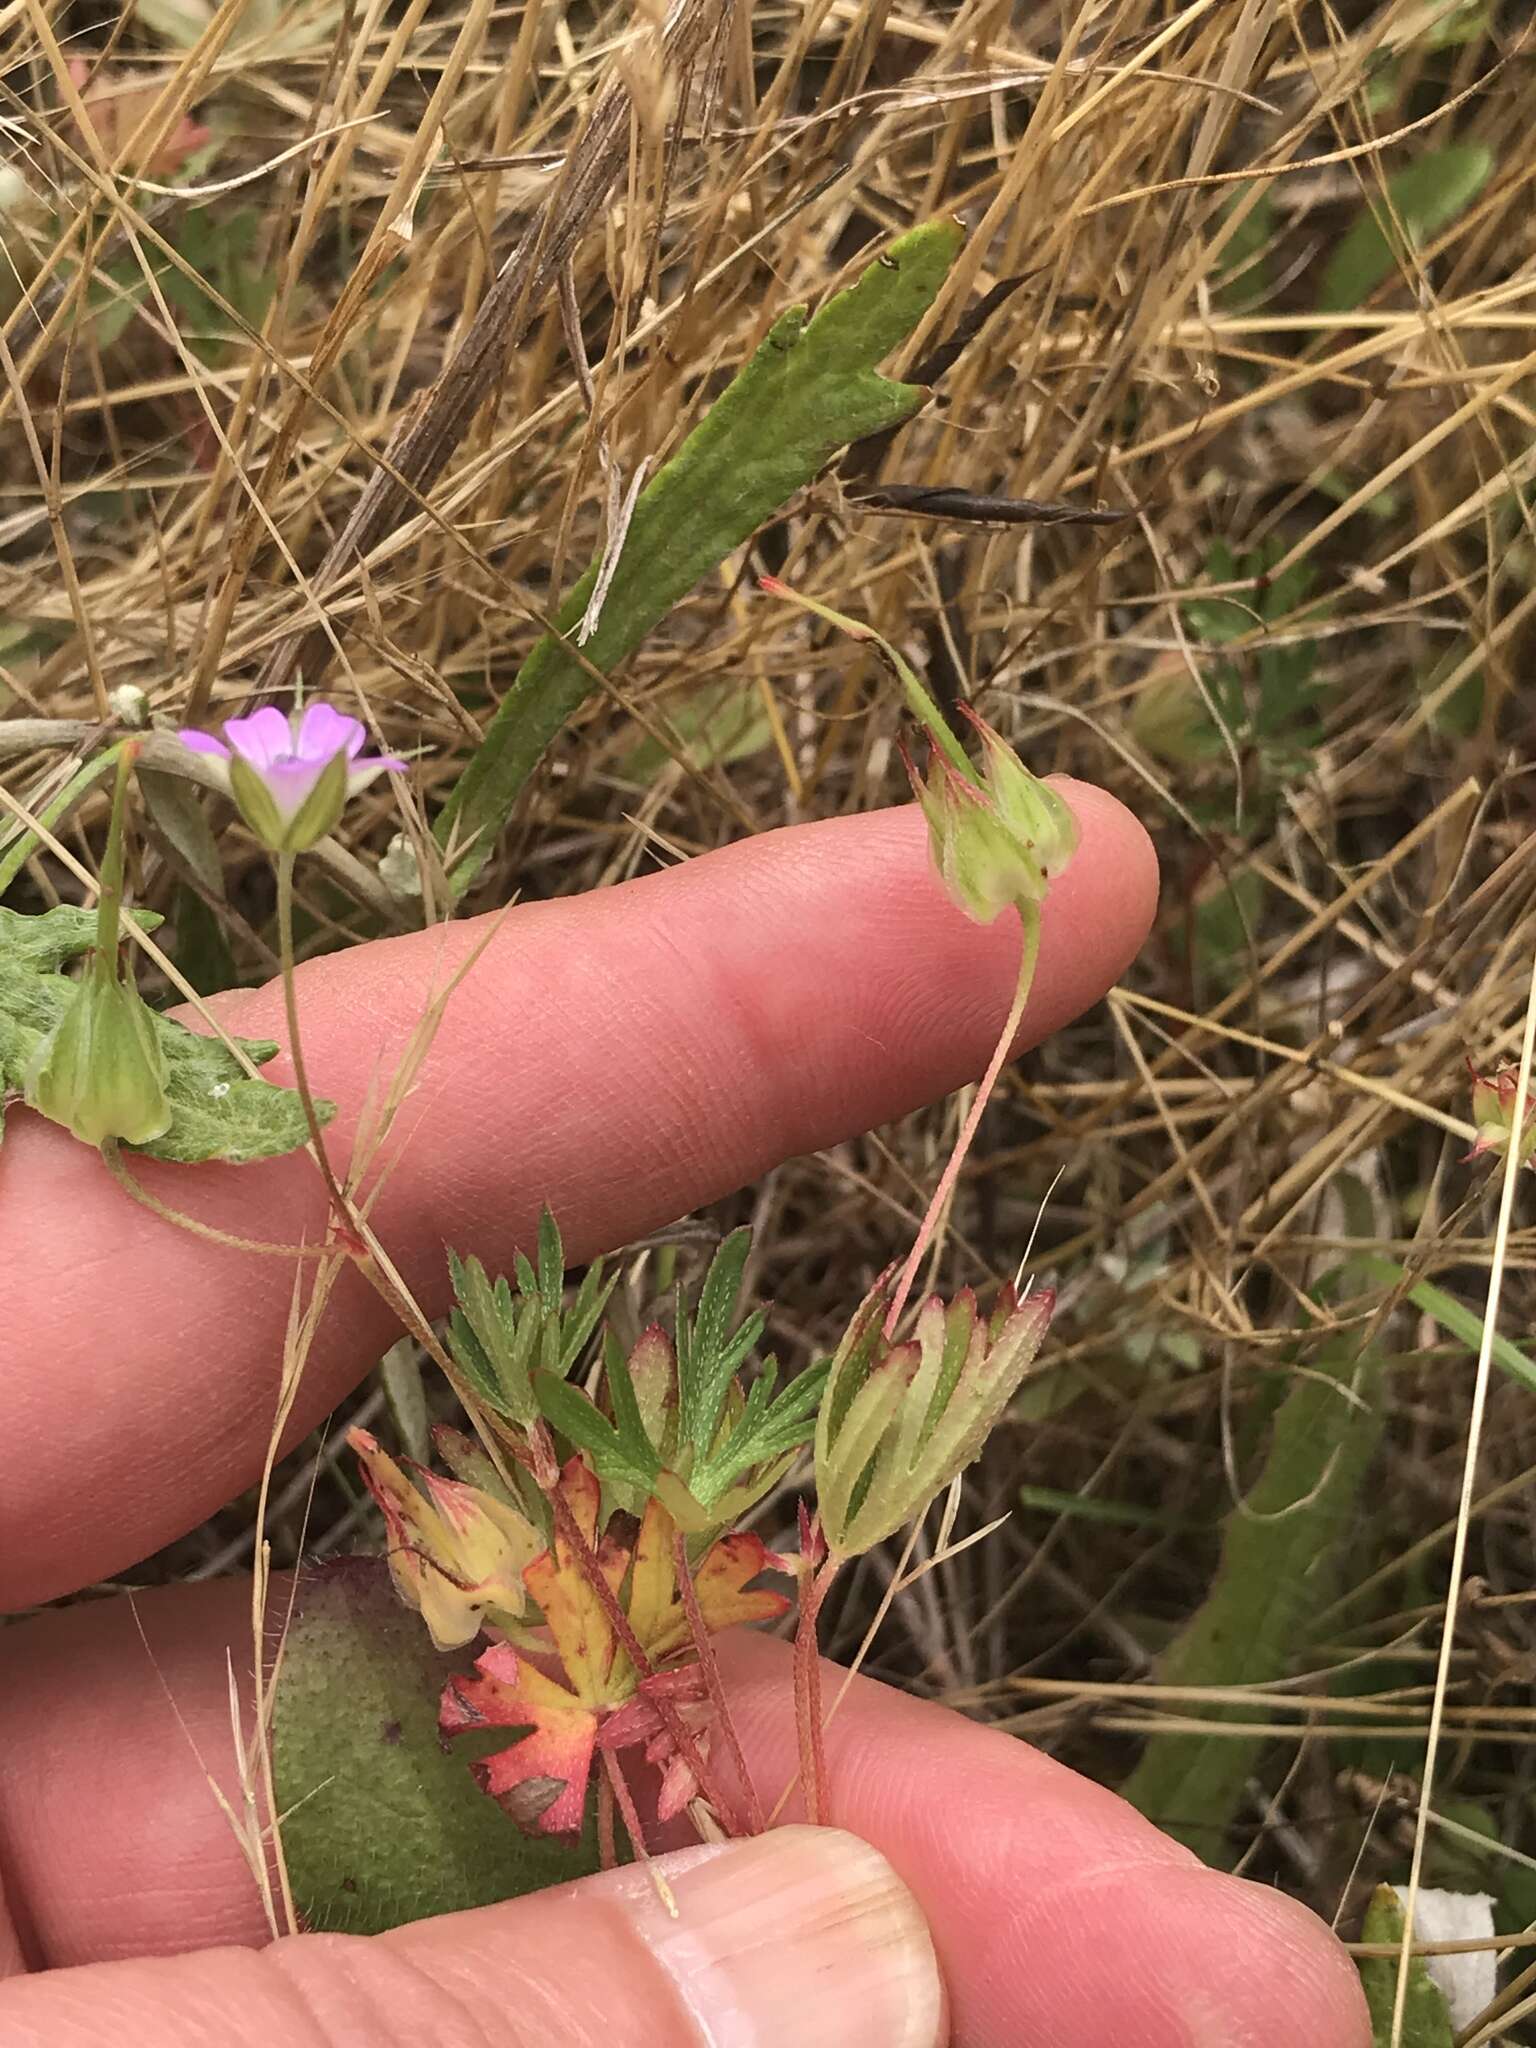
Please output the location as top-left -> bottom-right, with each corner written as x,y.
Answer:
815,1277 -> 1055,1556
908,715 -> 1077,927
1466,1061 -> 1536,1169
24,744 -> 169,1148
24,957 -> 170,1146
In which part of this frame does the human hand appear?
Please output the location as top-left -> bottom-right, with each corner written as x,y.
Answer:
0,794 -> 1369,2046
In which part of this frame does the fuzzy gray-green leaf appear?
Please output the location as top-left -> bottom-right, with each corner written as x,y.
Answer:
273,1560 -> 597,1934
0,904 -> 329,1163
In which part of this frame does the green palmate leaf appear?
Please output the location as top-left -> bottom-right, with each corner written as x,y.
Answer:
1319,144 -> 1493,314
815,1285 -> 1054,1557
446,1222 -> 614,1425
0,904 -> 328,1161
1357,1887 -> 1455,2048
435,219 -> 965,889
676,1226 -> 760,1454
273,1560 -> 597,1934
534,1367 -> 662,1497
686,1357 -> 827,1511
1120,1340 -> 1383,1860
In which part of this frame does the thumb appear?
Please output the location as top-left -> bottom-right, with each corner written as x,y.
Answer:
0,1828 -> 945,2048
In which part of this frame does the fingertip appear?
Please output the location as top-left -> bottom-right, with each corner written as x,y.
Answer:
1019,1861 -> 1371,2048
1049,774 -> 1160,964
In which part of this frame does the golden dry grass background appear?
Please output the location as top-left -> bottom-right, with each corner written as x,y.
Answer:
6,0 -> 1536,1974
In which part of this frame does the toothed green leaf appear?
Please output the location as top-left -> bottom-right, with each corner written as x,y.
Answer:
436,220 -> 964,888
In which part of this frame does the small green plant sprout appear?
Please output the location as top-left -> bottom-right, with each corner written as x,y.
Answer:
23,745 -> 170,1148
447,1209 -> 617,1441
1464,1059 -> 1536,1169
347,1428 -> 542,1652
532,1226 -> 828,1535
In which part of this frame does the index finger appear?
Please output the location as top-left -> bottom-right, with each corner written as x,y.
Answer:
0,791 -> 1155,1609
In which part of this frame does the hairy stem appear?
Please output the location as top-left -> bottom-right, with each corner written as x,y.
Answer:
794,1555 -> 839,1827
274,850 -> 353,1229
674,1530 -> 763,1835
885,905 -> 1039,1335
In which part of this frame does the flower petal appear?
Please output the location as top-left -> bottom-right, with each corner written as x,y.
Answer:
343,757 -> 408,798
295,699 -> 365,765
175,728 -> 230,758
262,755 -> 329,821
223,705 -> 292,771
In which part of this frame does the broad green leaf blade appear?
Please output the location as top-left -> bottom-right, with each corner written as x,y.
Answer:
138,767 -> 226,900
0,905 -> 329,1163
1319,145 -> 1492,314
1120,1341 -> 1383,1860
139,1017 -> 327,1163
1357,1887 -> 1455,2048
435,219 -> 964,888
273,1559 -> 597,1934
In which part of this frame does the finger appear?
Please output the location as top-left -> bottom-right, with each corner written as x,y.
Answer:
0,1827 -> 942,2048
2,790 -> 1156,1607
0,1586 -> 1366,2048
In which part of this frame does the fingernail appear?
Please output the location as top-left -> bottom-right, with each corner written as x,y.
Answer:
619,1826 -> 946,2048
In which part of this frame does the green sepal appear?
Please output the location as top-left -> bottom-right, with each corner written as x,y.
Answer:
0,905 -> 330,1163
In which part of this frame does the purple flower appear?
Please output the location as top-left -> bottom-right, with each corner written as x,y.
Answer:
178,701 -> 405,853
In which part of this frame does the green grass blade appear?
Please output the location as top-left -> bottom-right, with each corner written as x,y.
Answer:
435,219 -> 963,889
1360,1256 -> 1536,1395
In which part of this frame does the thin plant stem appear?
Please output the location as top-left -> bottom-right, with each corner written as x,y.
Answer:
98,1141 -> 327,1255
547,1485 -> 740,1836
601,1750 -> 652,1865
793,1554 -> 839,1827
597,1765 -> 618,1871
274,849 -> 353,1230
1387,937 -> 1536,2047
885,905 -> 1040,1335
674,1529 -> 762,1835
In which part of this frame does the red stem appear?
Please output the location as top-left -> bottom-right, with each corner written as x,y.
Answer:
548,1485 -> 740,1837
601,1750 -> 651,1864
673,1531 -> 760,1836
884,908 -> 1038,1336
793,1557 -> 838,1826
597,1764 -> 617,1871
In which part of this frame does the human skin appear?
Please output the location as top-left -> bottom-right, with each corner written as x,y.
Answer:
0,791 -> 1370,2047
